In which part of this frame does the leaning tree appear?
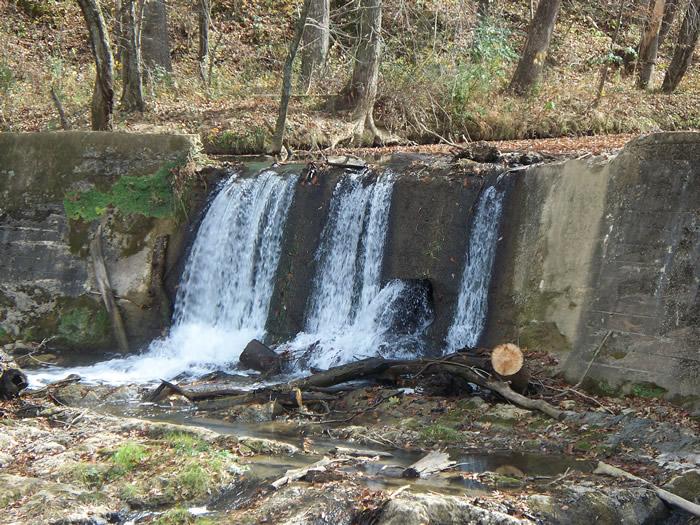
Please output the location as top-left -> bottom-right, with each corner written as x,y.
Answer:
662,0 -> 700,92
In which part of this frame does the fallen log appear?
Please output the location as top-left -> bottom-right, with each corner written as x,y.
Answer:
490,343 -> 531,394
402,451 -> 456,479
593,461 -> 700,517
146,352 -> 563,420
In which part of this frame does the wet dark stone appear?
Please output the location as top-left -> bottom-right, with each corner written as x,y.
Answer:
239,339 -> 281,373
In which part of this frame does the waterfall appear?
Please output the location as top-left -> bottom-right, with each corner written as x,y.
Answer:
446,184 -> 505,351
31,171 -> 297,385
305,173 -> 393,333
285,172 -> 431,370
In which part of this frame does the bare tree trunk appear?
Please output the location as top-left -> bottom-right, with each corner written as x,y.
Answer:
637,0 -> 666,89
121,0 -> 145,111
299,0 -> 330,93
658,0 -> 680,47
662,0 -> 700,92
50,86 -> 71,130
508,0 -> 562,95
345,0 -> 383,142
76,0 -> 115,130
141,0 -> 172,72
270,0 -> 312,155
198,0 -> 211,83
594,0 -> 626,106
115,0 -> 126,66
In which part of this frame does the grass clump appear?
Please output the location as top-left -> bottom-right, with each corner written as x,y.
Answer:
420,424 -> 461,443
206,127 -> 269,154
164,432 -> 210,456
110,442 -> 148,476
68,462 -> 110,488
176,462 -> 211,498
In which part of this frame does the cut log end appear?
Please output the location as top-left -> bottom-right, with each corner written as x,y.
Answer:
491,343 -> 524,377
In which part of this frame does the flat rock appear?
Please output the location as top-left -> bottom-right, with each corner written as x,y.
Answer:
376,492 -> 528,524
238,436 -> 300,455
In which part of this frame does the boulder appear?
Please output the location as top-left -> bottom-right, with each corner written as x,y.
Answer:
0,350 -> 28,399
663,470 -> 700,504
239,339 -> 281,373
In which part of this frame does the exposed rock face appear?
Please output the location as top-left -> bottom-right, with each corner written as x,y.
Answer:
0,132 -> 199,355
487,132 -> 700,408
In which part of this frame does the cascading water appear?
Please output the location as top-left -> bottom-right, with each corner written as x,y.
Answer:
31,171 -> 297,385
446,184 -> 505,351
286,172 -> 432,370
305,173 -> 393,333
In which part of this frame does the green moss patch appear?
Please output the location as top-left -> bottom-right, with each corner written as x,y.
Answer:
57,301 -> 111,347
64,163 -> 177,221
630,382 -> 667,399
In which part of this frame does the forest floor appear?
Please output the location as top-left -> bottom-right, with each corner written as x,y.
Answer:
2,369 -> 699,524
1,0 -> 698,154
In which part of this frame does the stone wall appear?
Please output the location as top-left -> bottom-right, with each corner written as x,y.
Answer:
486,132 -> 700,407
0,132 -> 199,357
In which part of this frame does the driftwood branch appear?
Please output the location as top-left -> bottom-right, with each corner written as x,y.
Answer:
594,461 -> 700,517
90,225 -> 129,353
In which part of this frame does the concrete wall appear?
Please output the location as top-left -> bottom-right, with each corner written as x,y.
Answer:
486,132 -> 700,407
0,132 -> 198,356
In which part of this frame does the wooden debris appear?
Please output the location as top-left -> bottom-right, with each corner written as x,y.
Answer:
593,461 -> 700,517
271,456 -> 351,489
491,344 -> 524,376
331,446 -> 393,458
144,350 -> 565,420
402,451 -> 455,479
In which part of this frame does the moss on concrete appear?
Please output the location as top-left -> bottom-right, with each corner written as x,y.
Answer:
67,219 -> 91,257
56,299 -> 111,348
64,163 -> 177,221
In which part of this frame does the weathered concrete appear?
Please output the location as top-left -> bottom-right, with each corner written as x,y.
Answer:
0,132 -> 199,354
486,132 -> 700,408
382,155 -> 496,351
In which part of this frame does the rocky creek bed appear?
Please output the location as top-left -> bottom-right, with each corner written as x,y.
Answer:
1,370 -> 699,525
